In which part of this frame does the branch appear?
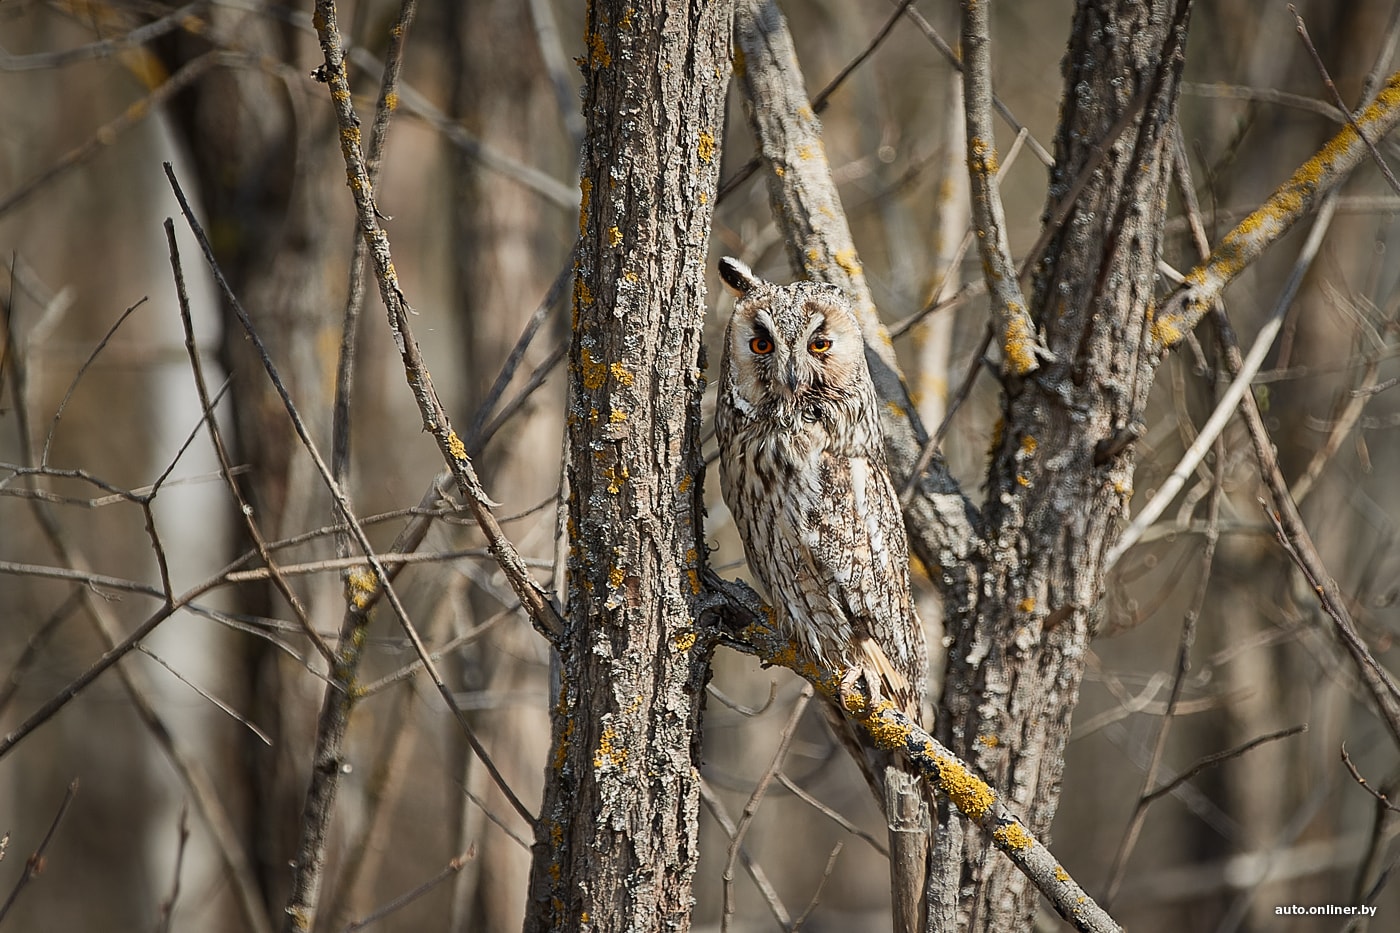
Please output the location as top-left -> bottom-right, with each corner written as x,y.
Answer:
960,0 -> 1045,375
305,4 -> 563,644
703,574 -> 1122,933
1151,69 -> 1400,347
0,780 -> 78,925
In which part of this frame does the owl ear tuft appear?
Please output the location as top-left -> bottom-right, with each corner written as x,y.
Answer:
719,257 -> 761,296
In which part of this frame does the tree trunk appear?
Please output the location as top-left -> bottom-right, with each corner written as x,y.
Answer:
523,2 -> 731,930
932,2 -> 1193,929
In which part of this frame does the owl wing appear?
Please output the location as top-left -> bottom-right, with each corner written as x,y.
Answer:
804,450 -> 924,716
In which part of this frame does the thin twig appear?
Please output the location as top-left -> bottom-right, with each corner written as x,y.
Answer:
1142,725 -> 1308,805
166,220 -> 335,664
792,842 -> 844,931
0,779 -> 78,925
154,804 -> 191,933
699,780 -> 794,933
136,644 -> 272,746
1340,743 -> 1400,813
40,298 -> 146,465
1290,5 -> 1400,196
342,847 -> 476,932
0,2 -> 203,71
777,772 -> 888,855
722,686 -> 812,931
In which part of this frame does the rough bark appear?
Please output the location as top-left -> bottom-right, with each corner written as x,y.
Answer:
932,2 -> 1193,930
522,2 -> 731,930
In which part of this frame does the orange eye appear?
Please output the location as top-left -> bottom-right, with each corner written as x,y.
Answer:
808,335 -> 832,354
749,335 -> 774,355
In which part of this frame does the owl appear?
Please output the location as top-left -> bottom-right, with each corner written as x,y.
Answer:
714,257 -> 927,726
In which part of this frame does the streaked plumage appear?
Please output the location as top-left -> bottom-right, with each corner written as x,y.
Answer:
714,256 -> 926,723
715,258 -> 932,932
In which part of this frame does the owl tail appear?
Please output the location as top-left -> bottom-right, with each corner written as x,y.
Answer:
821,702 -> 933,933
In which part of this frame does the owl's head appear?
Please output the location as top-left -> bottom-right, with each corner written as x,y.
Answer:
718,257 -> 869,415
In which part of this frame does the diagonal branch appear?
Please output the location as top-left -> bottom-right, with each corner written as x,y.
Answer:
306,3 -> 563,643
703,573 -> 1121,933
1151,69 -> 1400,346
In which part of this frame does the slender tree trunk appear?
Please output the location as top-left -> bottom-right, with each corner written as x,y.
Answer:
932,2 -> 1193,929
523,2 -> 731,930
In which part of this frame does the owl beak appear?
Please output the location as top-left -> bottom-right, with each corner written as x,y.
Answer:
784,361 -> 801,396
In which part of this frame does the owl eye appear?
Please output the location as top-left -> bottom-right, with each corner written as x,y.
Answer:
808,335 -> 832,355
749,335 -> 774,355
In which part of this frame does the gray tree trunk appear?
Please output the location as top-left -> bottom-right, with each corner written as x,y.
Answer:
931,2 -> 1193,929
522,2 -> 732,930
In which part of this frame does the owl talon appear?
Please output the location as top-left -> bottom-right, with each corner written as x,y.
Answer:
838,666 -> 884,714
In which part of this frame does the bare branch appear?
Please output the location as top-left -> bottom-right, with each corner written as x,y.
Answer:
1290,5 -> 1400,196
1152,70 -> 1400,346
1340,743 -> 1400,813
960,0 -> 1045,375
0,779 -> 77,925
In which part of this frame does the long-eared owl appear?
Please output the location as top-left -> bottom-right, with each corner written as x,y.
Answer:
714,257 -> 926,722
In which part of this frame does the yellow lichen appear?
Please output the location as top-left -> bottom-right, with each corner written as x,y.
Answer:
581,347 -> 607,390
834,248 -> 861,279
860,700 -> 914,751
574,276 -> 594,309
609,409 -> 627,423
586,31 -> 611,68
594,727 -> 628,769
345,565 -> 377,610
1017,596 -> 1035,613
673,629 -> 698,651
608,566 -> 625,588
553,718 -> 575,771
447,430 -> 467,462
992,822 -> 1035,851
1002,312 -> 1037,375
1054,865 -> 1070,882
936,753 -> 996,820
678,475 -> 693,494
978,733 -> 1000,747
1149,313 -> 1184,348
604,464 -> 629,493
578,178 -> 592,238
1019,435 -> 1037,455
968,135 -> 999,174
610,362 -> 634,386
697,130 -> 716,163
609,226 -> 622,247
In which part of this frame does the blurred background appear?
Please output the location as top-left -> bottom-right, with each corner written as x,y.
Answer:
2,1 -> 1399,930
